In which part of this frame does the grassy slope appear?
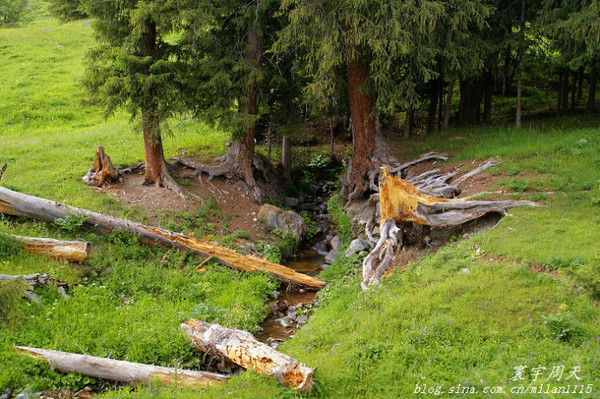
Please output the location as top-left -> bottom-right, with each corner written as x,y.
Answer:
1,4 -> 600,399
0,4 -> 276,393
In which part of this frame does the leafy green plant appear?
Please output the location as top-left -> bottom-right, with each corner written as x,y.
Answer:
327,194 -> 353,243
507,179 -> 529,192
0,279 -> 25,323
54,212 -> 87,231
255,241 -> 282,264
0,233 -> 23,258
542,312 -> 583,342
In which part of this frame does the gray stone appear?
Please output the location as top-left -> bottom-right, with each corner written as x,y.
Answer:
283,197 -> 300,208
258,204 -> 308,243
321,263 -> 331,270
330,235 -> 342,251
279,316 -> 294,328
345,238 -> 372,257
577,138 -> 588,144
325,249 -> 340,264
296,315 -> 309,325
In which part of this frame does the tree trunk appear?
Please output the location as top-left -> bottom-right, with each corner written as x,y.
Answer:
426,79 -> 438,134
16,346 -> 228,388
571,70 -> 577,109
181,319 -> 315,393
82,146 -> 119,187
483,70 -> 492,124
404,106 -> 414,138
0,160 -> 6,183
587,61 -> 598,112
10,235 -> 91,262
437,79 -> 444,130
577,66 -> 584,101
139,21 -> 186,199
502,47 -> 511,96
516,68 -> 522,128
458,78 -> 482,126
0,186 -> 326,290
282,135 -> 291,182
443,79 -> 454,130
344,44 -> 377,203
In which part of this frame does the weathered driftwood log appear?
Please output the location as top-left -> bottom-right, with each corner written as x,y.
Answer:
0,186 -> 326,290
82,146 -> 119,187
361,168 -> 539,290
11,235 -> 91,262
181,319 -> 315,393
16,346 -> 228,388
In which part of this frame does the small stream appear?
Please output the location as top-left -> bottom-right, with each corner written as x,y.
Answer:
256,181 -> 337,346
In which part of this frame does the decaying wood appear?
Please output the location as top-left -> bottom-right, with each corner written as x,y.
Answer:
11,235 -> 91,262
181,319 -> 315,393
0,273 -> 65,302
0,160 -> 6,183
361,168 -> 539,290
0,186 -> 326,290
16,346 -> 228,388
82,146 -> 119,186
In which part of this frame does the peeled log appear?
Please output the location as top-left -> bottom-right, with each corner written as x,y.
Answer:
15,346 -> 228,388
379,168 -> 538,227
0,186 -> 325,290
181,319 -> 315,393
11,235 -> 91,262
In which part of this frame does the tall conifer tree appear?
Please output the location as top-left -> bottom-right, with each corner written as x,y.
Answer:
84,0 -> 191,198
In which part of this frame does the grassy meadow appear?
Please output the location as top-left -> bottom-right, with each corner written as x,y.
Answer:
2,2 -> 600,398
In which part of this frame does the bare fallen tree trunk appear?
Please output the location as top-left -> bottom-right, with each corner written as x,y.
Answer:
16,346 -> 228,388
361,168 -> 539,290
0,186 -> 325,290
11,235 -> 91,262
181,319 -> 315,393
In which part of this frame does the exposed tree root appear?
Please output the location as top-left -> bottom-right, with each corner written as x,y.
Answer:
355,150 -> 540,290
174,142 -> 282,204
147,159 -> 188,200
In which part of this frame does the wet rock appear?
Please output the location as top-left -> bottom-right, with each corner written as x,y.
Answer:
258,204 -> 308,243
321,263 -> 331,270
287,305 -> 297,320
330,235 -> 342,251
283,197 -> 300,208
279,316 -> 294,328
297,315 -> 309,325
345,238 -> 371,257
325,249 -> 340,264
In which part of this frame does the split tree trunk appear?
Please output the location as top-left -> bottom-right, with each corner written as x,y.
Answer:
361,168 -> 539,290
344,44 -> 377,203
11,235 -> 91,262
181,319 -> 315,393
16,346 -> 228,388
0,186 -> 326,290
0,273 -> 65,302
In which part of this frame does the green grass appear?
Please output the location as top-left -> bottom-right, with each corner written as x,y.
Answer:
2,3 -> 600,398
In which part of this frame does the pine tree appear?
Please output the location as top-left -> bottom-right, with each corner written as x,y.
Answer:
278,0 -> 488,202
84,0 -> 192,198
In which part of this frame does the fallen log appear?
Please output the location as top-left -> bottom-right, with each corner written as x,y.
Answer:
11,235 -> 91,262
0,273 -> 67,302
0,186 -> 326,290
361,168 -> 539,290
181,319 -> 315,393
15,346 -> 228,388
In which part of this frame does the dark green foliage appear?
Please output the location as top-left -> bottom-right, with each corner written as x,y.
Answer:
542,312 -> 583,343
0,233 -> 22,258
0,0 -> 28,27
48,0 -> 87,22
0,279 -> 24,323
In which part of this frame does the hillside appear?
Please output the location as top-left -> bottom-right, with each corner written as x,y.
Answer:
1,4 -> 600,399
